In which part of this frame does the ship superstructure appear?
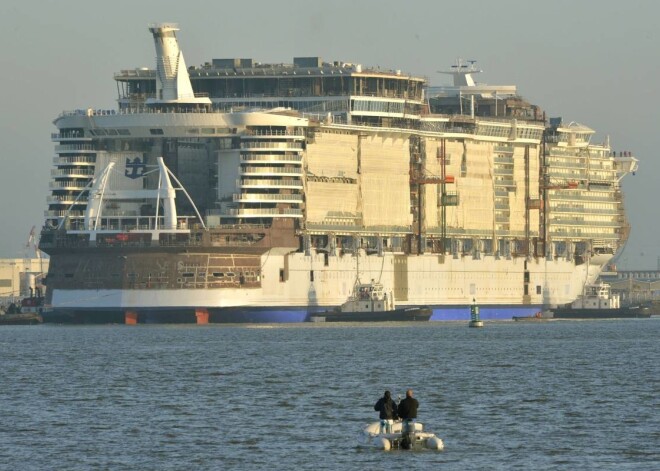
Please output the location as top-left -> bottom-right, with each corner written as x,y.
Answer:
39,25 -> 638,323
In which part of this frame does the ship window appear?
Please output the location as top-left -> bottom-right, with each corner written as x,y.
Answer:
187,128 -> 200,134
310,270 -> 314,282
201,128 -> 216,135
150,128 -> 164,135
108,129 -> 118,136
536,285 -> 542,295
212,272 -> 224,278
324,253 -> 329,266
279,269 -> 285,282
226,272 -> 235,278
182,273 -> 195,278
524,285 -> 529,295
118,129 -> 130,136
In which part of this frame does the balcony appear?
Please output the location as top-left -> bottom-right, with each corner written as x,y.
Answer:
240,166 -> 302,177
53,156 -> 96,165
47,195 -> 84,205
239,178 -> 303,189
245,129 -> 305,138
51,168 -> 96,177
51,132 -> 91,142
240,154 -> 303,164
233,193 -> 303,203
227,208 -> 303,218
49,180 -> 91,190
44,209 -> 85,218
55,144 -> 97,152
240,141 -> 303,151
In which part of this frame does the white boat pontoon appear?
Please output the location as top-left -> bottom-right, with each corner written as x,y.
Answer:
358,420 -> 444,451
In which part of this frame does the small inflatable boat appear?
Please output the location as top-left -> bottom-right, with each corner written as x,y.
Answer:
358,420 -> 444,451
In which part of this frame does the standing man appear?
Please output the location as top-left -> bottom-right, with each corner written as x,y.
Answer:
397,389 -> 419,439
374,390 -> 398,433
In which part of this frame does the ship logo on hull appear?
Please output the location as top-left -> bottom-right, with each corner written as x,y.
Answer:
125,157 -> 147,179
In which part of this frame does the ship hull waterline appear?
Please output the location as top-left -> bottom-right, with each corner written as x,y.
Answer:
41,304 -> 544,324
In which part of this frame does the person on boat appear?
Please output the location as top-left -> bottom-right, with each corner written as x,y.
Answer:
397,389 -> 419,434
374,390 -> 398,433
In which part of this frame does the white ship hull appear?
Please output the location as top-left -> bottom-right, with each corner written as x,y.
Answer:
46,251 -> 599,322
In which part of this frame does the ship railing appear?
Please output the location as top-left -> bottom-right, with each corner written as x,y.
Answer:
51,131 -> 87,140
55,144 -> 97,152
550,219 -> 622,228
240,141 -> 304,150
48,181 -> 91,190
552,207 -> 621,215
53,156 -> 97,165
550,193 -> 616,202
58,109 -> 117,118
245,129 -> 305,137
50,169 -> 96,177
238,178 -> 303,187
301,112 -> 349,124
227,208 -> 303,216
239,167 -> 303,175
240,154 -> 303,163
233,193 -> 303,202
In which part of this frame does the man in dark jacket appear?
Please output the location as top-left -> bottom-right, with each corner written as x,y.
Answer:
374,390 -> 398,433
397,389 -> 419,433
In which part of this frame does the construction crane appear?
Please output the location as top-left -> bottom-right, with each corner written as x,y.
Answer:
409,139 -> 457,254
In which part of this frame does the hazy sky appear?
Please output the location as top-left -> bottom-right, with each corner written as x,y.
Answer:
1,0 -> 657,268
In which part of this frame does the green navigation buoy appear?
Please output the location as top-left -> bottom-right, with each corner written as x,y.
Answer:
468,298 -> 484,328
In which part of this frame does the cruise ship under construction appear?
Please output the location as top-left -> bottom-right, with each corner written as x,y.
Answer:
38,23 -> 639,323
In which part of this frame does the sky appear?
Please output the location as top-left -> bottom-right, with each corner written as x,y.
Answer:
0,0 -> 657,268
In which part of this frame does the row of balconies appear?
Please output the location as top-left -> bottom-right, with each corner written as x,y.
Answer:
549,218 -> 622,228
51,132 -> 90,141
245,129 -> 305,138
548,229 -> 618,239
552,206 -> 621,215
49,180 -> 92,190
55,144 -> 97,152
494,155 -> 514,164
45,209 -> 85,218
240,141 -> 303,151
226,208 -> 303,218
47,195 -> 86,205
239,166 -> 302,176
239,178 -> 303,189
53,156 -> 96,165
232,193 -> 303,203
51,168 -> 96,177
550,193 -> 617,202
240,154 -> 303,164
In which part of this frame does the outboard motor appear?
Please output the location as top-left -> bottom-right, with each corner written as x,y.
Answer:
401,421 -> 416,450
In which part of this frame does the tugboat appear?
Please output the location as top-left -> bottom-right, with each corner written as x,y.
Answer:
552,283 -> 651,319
307,280 -> 431,322
0,290 -> 44,325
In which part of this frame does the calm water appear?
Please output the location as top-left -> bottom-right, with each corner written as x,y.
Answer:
1,319 -> 658,470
